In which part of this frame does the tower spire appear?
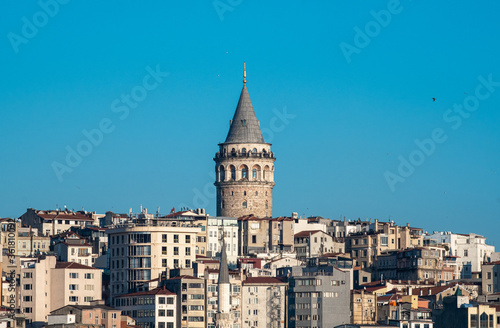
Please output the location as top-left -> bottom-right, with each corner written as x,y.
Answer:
243,62 -> 246,85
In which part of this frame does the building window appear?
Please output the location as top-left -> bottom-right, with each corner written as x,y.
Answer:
174,247 -> 179,255
242,167 -> 248,179
186,259 -> 191,268
69,273 -> 79,279
231,167 -> 236,180
162,259 -> 167,267
186,247 -> 191,256
242,201 -> 247,209
174,235 -> 179,243
69,296 -> 79,302
162,246 -> 167,255
84,273 -> 94,279
252,169 -> 257,179
162,234 -> 167,243
252,235 -> 257,243
186,235 -> 191,243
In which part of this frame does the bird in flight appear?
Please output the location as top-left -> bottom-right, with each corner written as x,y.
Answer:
432,98 -> 436,101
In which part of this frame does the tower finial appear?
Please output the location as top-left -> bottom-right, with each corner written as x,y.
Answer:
243,62 -> 246,85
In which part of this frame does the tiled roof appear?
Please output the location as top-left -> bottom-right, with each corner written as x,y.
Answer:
37,211 -> 94,221
55,262 -> 100,270
294,230 -> 323,238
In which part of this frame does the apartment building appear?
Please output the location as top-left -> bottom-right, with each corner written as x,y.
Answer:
269,217 -> 294,253
204,268 -> 242,328
424,231 -> 495,278
376,247 -> 443,282
346,220 -> 423,270
294,230 -> 345,260
241,277 -> 287,328
238,216 -> 270,255
71,226 -> 108,256
106,223 -> 200,301
205,217 -> 238,266
288,270 -> 351,328
20,256 -> 102,328
351,290 -> 376,325
49,304 -> 121,328
163,276 -> 205,328
482,261 -> 500,295
19,209 -> 98,236
53,239 -> 93,266
116,287 -> 177,328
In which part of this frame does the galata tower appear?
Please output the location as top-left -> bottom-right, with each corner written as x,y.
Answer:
214,64 -> 276,218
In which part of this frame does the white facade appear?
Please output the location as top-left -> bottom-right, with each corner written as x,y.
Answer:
424,231 -> 495,276
206,217 -> 238,267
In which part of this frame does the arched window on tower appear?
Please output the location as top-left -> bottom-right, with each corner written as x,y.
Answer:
219,166 -> 225,182
252,168 -> 257,179
242,148 -> 247,155
242,167 -> 248,179
265,201 -> 268,209
252,148 -> 257,156
242,201 -> 247,209
244,191 -> 247,196
231,148 -> 236,157
230,166 -> 236,180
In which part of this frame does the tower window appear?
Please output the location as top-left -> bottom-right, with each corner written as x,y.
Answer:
265,201 -> 268,209
242,201 -> 247,209
244,191 -> 247,196
222,201 -> 225,209
255,191 -> 258,196
231,167 -> 236,180
232,191 -> 234,196
242,148 -> 246,154
252,169 -> 257,179
242,168 -> 248,179
219,166 -> 225,181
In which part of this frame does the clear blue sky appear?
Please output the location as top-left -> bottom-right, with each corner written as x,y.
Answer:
1,1 -> 499,246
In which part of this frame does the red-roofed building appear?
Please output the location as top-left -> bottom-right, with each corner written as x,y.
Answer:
20,208 -> 98,237
20,256 -> 102,327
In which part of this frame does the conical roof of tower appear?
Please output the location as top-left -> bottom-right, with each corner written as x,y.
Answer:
218,238 -> 230,284
224,85 -> 266,144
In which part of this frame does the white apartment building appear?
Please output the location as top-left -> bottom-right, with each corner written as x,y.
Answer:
20,256 -> 102,328
205,217 -> 238,267
106,223 -> 201,301
424,232 -> 495,277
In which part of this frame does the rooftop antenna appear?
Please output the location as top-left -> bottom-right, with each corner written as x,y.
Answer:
156,206 -> 160,217
243,62 -> 246,85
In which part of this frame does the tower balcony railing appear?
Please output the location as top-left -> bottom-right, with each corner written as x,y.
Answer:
214,152 -> 275,159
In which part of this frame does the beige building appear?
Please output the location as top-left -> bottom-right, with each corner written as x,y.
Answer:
351,290 -> 376,325
241,277 -> 287,328
106,223 -> 200,302
163,275 -> 206,328
19,256 -> 102,327
214,66 -> 275,218
48,303 -> 121,328
347,220 -> 423,270
294,230 -> 345,260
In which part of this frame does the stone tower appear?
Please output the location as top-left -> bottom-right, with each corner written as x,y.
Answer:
214,64 -> 275,218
